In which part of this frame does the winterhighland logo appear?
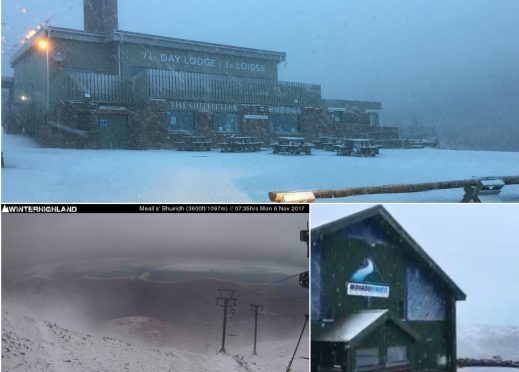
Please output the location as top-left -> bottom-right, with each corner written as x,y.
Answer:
347,258 -> 390,298
2,205 -> 78,213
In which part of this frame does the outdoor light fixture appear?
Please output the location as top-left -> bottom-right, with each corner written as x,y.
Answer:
19,95 -> 29,102
36,38 -> 49,51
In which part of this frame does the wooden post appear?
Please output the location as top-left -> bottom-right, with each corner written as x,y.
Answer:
269,176 -> 519,202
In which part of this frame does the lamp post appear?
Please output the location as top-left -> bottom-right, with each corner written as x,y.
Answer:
36,32 -> 50,112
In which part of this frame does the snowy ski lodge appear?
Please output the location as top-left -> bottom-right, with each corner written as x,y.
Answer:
311,205 -> 465,372
4,0 -> 399,149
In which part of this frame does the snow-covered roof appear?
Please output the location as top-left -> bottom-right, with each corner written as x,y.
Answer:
325,310 -> 386,342
10,26 -> 286,66
313,309 -> 419,345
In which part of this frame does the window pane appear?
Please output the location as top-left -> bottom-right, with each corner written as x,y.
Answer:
407,266 -> 446,320
167,111 -> 194,131
269,114 -> 300,133
355,348 -> 379,368
387,346 -> 408,364
214,113 -> 237,132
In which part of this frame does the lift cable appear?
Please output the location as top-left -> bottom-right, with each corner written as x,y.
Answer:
239,272 -> 303,297
259,296 -> 308,302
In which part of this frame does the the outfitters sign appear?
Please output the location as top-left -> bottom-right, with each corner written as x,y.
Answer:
347,258 -> 390,298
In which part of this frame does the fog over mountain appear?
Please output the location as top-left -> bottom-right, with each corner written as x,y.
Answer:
2,0 -> 518,150
2,212 -> 309,359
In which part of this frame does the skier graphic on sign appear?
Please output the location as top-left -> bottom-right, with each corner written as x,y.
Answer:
347,258 -> 390,298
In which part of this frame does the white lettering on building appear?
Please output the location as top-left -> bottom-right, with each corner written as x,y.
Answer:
142,51 -> 267,74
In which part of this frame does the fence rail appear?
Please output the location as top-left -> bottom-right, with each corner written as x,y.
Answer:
58,70 -> 322,107
140,69 -> 322,107
61,72 -> 132,102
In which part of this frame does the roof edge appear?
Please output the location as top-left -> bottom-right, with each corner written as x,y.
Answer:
312,205 -> 466,301
10,25 -> 286,65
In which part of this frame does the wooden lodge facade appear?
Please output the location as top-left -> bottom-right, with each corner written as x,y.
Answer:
311,205 -> 465,372
6,0 -> 387,149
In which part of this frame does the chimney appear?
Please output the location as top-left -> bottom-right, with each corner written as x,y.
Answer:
84,0 -> 118,33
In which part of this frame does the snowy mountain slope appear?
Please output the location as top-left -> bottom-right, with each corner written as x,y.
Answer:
2,311 -> 308,372
2,133 -> 519,202
458,324 -> 519,360
4,275 -> 307,343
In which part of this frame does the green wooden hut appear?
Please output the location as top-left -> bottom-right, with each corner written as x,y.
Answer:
311,205 -> 465,372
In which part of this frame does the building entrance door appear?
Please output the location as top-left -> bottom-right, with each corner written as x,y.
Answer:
97,114 -> 129,149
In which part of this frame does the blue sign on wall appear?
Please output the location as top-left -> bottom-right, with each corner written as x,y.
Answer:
99,119 -> 109,128
347,258 -> 390,298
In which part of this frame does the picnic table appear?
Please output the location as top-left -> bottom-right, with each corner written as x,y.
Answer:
175,136 -> 212,151
272,137 -> 313,155
334,139 -> 381,157
218,136 -> 263,152
321,137 -> 344,151
312,137 -> 333,150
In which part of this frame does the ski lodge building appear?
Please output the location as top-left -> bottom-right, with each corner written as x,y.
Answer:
5,0 -> 394,149
311,205 -> 465,372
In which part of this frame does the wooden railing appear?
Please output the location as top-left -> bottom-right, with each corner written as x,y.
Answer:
57,69 -> 321,107
134,69 -> 322,107
60,72 -> 132,102
269,176 -> 519,203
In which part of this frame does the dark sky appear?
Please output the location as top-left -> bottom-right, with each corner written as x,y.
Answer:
2,0 -> 519,148
2,213 -> 308,277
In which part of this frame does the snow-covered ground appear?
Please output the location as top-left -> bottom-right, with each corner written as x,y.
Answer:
2,310 -> 309,372
2,133 -> 519,202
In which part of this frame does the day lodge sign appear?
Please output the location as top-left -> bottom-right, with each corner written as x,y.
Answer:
123,44 -> 277,79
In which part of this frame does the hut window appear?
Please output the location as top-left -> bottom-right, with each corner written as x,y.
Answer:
269,114 -> 300,133
167,111 -> 194,132
311,239 -> 323,320
387,346 -> 408,365
214,113 -> 237,133
355,348 -> 379,368
406,266 -> 446,320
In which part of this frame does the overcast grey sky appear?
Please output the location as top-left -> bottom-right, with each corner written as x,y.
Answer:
2,0 -> 519,148
311,203 -> 519,327
2,213 -> 308,276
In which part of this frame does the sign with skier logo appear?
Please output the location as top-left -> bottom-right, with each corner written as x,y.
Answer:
347,258 -> 390,298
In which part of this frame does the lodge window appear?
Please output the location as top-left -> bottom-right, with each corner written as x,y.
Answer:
355,348 -> 379,370
328,111 -> 342,123
214,113 -> 237,133
368,112 -> 379,126
167,111 -> 194,132
269,114 -> 300,133
386,346 -> 408,366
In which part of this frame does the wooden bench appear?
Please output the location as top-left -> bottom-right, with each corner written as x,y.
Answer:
272,137 -> 313,155
176,136 -> 212,151
218,136 -> 263,152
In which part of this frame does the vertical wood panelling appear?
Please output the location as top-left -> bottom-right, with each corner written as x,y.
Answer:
62,69 -> 321,106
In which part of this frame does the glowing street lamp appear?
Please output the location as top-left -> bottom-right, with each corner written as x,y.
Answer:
36,38 -> 49,51
35,34 -> 51,111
